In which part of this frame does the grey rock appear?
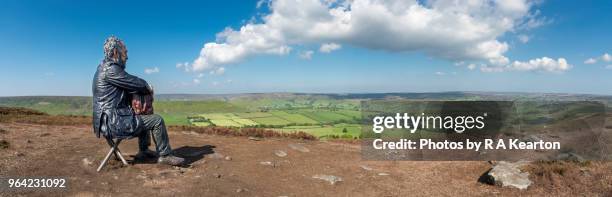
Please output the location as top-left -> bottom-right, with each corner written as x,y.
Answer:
289,144 -> 310,153
312,174 -> 343,185
486,161 -> 531,190
274,150 -> 287,157
225,156 -> 232,161
378,172 -> 390,176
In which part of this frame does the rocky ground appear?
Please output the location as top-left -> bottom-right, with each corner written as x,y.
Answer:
1,121 -> 612,196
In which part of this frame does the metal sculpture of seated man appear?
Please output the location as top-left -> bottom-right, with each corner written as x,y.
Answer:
92,36 -> 184,166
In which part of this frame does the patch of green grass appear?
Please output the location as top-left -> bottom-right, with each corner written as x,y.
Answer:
271,111 -> 319,124
232,118 -> 259,126
192,122 -> 211,127
235,112 -> 272,118
198,113 -> 240,120
335,109 -> 361,119
298,110 -> 352,123
0,96 -> 91,115
252,116 -> 292,126
155,101 -> 246,126
278,124 -> 362,138
210,119 -> 243,127
158,112 -> 191,125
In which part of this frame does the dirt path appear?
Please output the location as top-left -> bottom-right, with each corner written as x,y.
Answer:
0,122 -> 611,196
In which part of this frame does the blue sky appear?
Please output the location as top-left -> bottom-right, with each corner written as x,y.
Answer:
0,0 -> 610,96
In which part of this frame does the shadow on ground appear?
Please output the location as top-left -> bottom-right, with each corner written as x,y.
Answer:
173,145 -> 216,165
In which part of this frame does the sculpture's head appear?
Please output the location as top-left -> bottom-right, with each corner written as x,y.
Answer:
103,36 -> 128,66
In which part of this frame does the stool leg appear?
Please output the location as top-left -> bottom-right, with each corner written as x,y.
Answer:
107,138 -> 121,161
112,139 -> 129,166
97,146 -> 116,172
115,141 -> 129,166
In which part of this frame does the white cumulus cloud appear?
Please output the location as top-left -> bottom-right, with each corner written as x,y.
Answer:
584,58 -> 597,64
602,53 -> 611,62
186,0 -> 545,73
299,50 -> 314,59
144,67 -> 160,74
319,43 -> 341,53
583,53 -> 611,65
481,57 -> 571,73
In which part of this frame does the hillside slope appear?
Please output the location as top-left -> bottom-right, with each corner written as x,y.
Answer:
2,120 -> 612,196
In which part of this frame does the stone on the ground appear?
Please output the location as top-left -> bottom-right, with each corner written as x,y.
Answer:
82,158 -> 93,166
288,144 -> 310,153
274,150 -> 287,157
225,156 -> 232,161
259,161 -> 278,167
486,161 -> 531,190
248,136 -> 262,141
378,172 -> 390,176
312,174 -> 343,185
360,165 -> 372,171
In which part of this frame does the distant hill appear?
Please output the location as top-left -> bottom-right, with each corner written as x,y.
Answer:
1,92 -> 610,116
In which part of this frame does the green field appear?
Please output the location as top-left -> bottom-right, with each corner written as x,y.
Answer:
270,111 -> 319,124
278,123 -> 362,139
298,110 -> 355,123
191,108 -> 362,138
252,116 -> 292,126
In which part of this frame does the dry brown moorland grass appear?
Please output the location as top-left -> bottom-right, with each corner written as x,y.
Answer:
170,125 -> 317,140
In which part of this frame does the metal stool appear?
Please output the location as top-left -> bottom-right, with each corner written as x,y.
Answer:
97,136 -> 129,172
